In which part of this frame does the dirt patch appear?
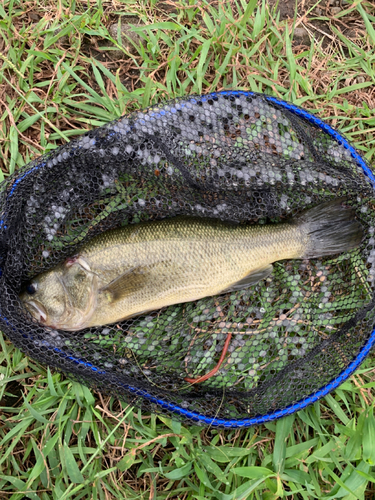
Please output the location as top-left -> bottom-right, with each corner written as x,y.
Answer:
0,380 -> 24,408
268,0 -> 365,46
269,0 -> 348,20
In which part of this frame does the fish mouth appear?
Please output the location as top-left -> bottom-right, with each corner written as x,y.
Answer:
25,300 -> 47,324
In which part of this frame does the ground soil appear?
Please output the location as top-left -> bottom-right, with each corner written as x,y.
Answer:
269,0 -> 363,45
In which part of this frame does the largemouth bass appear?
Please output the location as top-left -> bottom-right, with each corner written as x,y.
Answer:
20,199 -> 362,332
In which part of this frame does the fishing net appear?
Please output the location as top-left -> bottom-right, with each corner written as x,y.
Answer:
1,90 -> 375,427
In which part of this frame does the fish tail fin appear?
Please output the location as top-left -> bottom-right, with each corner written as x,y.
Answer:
296,198 -> 363,259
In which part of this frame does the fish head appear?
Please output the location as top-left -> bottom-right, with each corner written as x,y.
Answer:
20,256 -> 97,331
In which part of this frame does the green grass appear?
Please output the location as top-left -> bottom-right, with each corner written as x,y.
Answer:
1,0 -> 375,498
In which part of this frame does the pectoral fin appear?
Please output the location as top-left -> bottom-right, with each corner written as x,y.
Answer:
99,267 -> 149,302
222,264 -> 273,293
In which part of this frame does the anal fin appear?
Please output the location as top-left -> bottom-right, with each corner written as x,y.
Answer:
222,264 -> 273,293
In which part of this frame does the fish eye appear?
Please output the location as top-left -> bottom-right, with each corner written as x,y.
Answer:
26,283 -> 37,295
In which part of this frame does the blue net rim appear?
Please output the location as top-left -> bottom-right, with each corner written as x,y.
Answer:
4,90 -> 375,428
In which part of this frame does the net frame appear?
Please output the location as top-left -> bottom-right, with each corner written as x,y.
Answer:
0,89 -> 374,428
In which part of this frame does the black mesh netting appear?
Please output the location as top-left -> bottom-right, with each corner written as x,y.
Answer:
1,90 -> 375,427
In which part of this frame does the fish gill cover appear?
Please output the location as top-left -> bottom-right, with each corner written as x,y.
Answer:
0,90 -> 375,427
